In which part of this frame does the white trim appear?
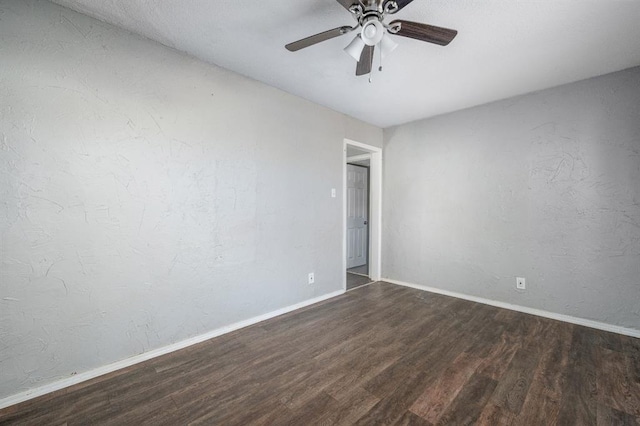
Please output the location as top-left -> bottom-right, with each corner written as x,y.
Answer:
346,154 -> 371,163
369,150 -> 382,282
343,139 -> 382,291
343,148 -> 348,292
384,278 -> 640,339
0,289 -> 344,411
344,139 -> 380,153
346,280 -> 376,292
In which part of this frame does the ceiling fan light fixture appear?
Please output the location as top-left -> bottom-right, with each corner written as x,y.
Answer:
361,20 -> 384,46
344,34 -> 365,61
285,0 -> 458,77
380,33 -> 398,59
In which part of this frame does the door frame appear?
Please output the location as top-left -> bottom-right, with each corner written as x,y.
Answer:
343,139 -> 382,291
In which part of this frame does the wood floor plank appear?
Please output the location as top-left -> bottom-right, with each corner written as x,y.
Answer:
488,346 -> 540,414
557,325 -> 599,425
319,386 -> 380,425
347,272 -> 373,290
596,404 -> 640,426
393,410 -> 434,426
324,344 -> 405,404
277,365 -> 345,411
514,321 -> 570,425
436,373 -> 498,426
1,282 -> 638,426
410,352 -> 483,423
598,347 -> 640,417
622,335 -> 640,383
355,370 -> 431,425
476,403 -> 516,426
283,391 -> 341,426
363,302 -> 489,399
475,330 -> 522,381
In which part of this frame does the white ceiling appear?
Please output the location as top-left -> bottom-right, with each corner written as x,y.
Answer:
51,0 -> 640,128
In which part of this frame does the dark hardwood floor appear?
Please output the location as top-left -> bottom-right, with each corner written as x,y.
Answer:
347,272 -> 373,290
1,282 -> 639,425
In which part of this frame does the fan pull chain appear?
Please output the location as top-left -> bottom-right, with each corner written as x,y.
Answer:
369,42 -> 383,83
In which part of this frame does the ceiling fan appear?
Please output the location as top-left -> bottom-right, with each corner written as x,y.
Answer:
285,0 -> 458,77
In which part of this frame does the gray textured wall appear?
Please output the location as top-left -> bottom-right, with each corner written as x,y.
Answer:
383,67 -> 640,332
0,0 -> 381,399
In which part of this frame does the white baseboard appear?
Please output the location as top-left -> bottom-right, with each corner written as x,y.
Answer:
0,289 -> 344,411
384,278 -> 640,339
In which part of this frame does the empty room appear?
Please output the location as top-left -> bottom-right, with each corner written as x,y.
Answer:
1,0 -> 639,424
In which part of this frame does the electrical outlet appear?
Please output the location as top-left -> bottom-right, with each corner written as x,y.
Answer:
516,277 -> 526,290
331,188 -> 336,198
308,272 -> 315,285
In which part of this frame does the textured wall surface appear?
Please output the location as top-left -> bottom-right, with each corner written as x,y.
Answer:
383,67 -> 640,332
0,0 -> 381,399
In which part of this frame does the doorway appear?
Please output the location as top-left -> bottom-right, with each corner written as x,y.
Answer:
343,139 -> 382,291
346,163 -> 369,289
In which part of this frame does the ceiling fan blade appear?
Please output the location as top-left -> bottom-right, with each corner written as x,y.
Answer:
356,45 -> 374,76
286,26 -> 355,52
389,20 -> 458,46
383,0 -> 415,14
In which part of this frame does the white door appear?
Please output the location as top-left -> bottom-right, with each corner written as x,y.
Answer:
346,164 -> 368,269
